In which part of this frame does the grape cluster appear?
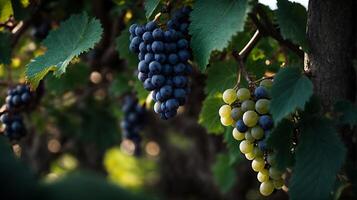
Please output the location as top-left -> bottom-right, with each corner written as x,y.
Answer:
129,7 -> 192,119
120,96 -> 147,155
218,79 -> 285,196
0,84 -> 34,140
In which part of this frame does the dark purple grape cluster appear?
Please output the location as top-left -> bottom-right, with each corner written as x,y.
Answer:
129,7 -> 192,120
120,96 -> 147,155
0,84 -> 34,140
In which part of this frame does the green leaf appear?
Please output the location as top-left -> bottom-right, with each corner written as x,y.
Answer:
189,0 -> 251,70
0,0 -> 13,23
26,12 -> 103,88
205,60 -> 237,95
199,94 -> 224,134
0,32 -> 11,64
334,100 -> 357,127
276,0 -> 308,50
109,74 -> 132,97
290,117 -> 346,200
270,66 -> 313,124
223,126 -> 243,165
116,27 -> 138,69
43,171 -> 150,200
211,154 -> 237,193
144,0 -> 160,19
266,119 -> 294,170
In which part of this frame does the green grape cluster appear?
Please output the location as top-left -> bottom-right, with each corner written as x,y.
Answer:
218,79 -> 286,196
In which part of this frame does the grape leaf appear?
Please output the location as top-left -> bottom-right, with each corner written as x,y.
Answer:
144,0 -> 160,19
290,117 -> 346,200
211,154 -> 237,193
205,60 -> 237,95
189,0 -> 251,71
266,119 -> 294,170
26,12 -> 103,88
0,0 -> 13,23
276,0 -> 308,50
270,66 -> 313,124
116,27 -> 138,69
0,32 -> 11,64
334,100 -> 357,127
199,94 -> 224,134
223,126 -> 243,166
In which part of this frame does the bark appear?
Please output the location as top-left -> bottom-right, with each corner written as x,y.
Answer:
305,0 -> 356,110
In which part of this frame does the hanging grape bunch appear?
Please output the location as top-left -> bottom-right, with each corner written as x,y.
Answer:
128,7 -> 192,120
219,79 -> 285,196
120,96 -> 147,156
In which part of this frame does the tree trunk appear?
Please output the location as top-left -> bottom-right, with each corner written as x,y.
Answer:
305,0 -> 356,110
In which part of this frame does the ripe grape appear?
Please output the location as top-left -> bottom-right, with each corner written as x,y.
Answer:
255,99 -> 270,115
236,119 -> 248,132
243,110 -> 259,127
259,115 -> 273,130
245,152 -> 256,160
239,140 -> 254,154
245,130 -> 255,142
254,86 -> 268,99
257,170 -> 269,182
237,88 -> 250,101
222,89 -> 237,104
232,128 -> 245,141
260,79 -> 273,89
260,181 -> 274,196
219,105 -> 231,118
252,157 -> 265,172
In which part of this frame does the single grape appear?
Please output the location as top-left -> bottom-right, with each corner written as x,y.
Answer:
254,86 -> 268,99
273,179 -> 284,189
252,157 -> 265,172
165,99 -> 180,110
241,100 -> 255,112
236,120 -> 248,132
251,126 -> 264,140
220,116 -> 234,126
245,130 -> 255,142
222,89 -> 237,104
230,107 -> 244,121
239,140 -> 254,154
260,181 -> 274,196
260,79 -> 273,89
154,102 -> 161,113
258,140 -> 267,151
259,115 -> 273,130
269,167 -> 283,180
245,152 -> 256,160
257,170 -> 269,182
237,88 -> 250,101
243,111 -> 259,127
253,147 -> 264,157
232,128 -> 245,141
255,99 -> 270,115
219,105 -> 232,118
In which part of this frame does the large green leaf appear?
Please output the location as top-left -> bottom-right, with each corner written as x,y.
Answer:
334,100 -> 357,127
211,154 -> 237,193
266,119 -> 294,170
116,27 -> 138,69
270,67 -> 313,124
0,32 -> 11,64
276,0 -> 308,50
290,117 -> 346,200
198,94 -> 224,134
189,0 -> 250,71
26,12 -> 103,88
144,0 -> 160,19
0,0 -> 12,23
205,60 -> 237,95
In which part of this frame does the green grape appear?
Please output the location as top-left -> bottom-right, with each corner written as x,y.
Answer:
260,79 -> 273,89
219,105 -> 232,117
245,152 -> 255,160
253,147 -> 264,157
255,99 -> 270,115
251,126 -> 264,140
245,130 -> 255,142
237,88 -> 250,101
241,100 -> 255,112
231,107 -> 244,121
223,89 -> 237,104
243,110 -> 259,127
232,128 -> 245,141
273,178 -> 284,189
252,157 -> 265,172
239,140 -> 254,154
267,153 -> 276,165
269,167 -> 283,180
257,169 -> 269,182
260,180 -> 274,196
220,116 -> 233,126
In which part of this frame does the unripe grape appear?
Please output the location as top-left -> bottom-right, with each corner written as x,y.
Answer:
252,157 -> 265,172
245,130 -> 255,142
260,181 -> 274,196
273,178 -> 284,189
232,128 -> 245,141
219,105 -> 231,117
251,126 -> 264,140
230,107 -> 244,121
269,167 -> 283,180
267,154 -> 276,165
239,140 -> 254,154
237,88 -> 250,101
222,89 -> 237,104
243,111 -> 259,127
260,79 -> 273,89
255,99 -> 270,115
253,147 -> 264,157
257,170 -> 269,182
241,100 -> 255,112
220,116 -> 234,126
245,152 -> 255,160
